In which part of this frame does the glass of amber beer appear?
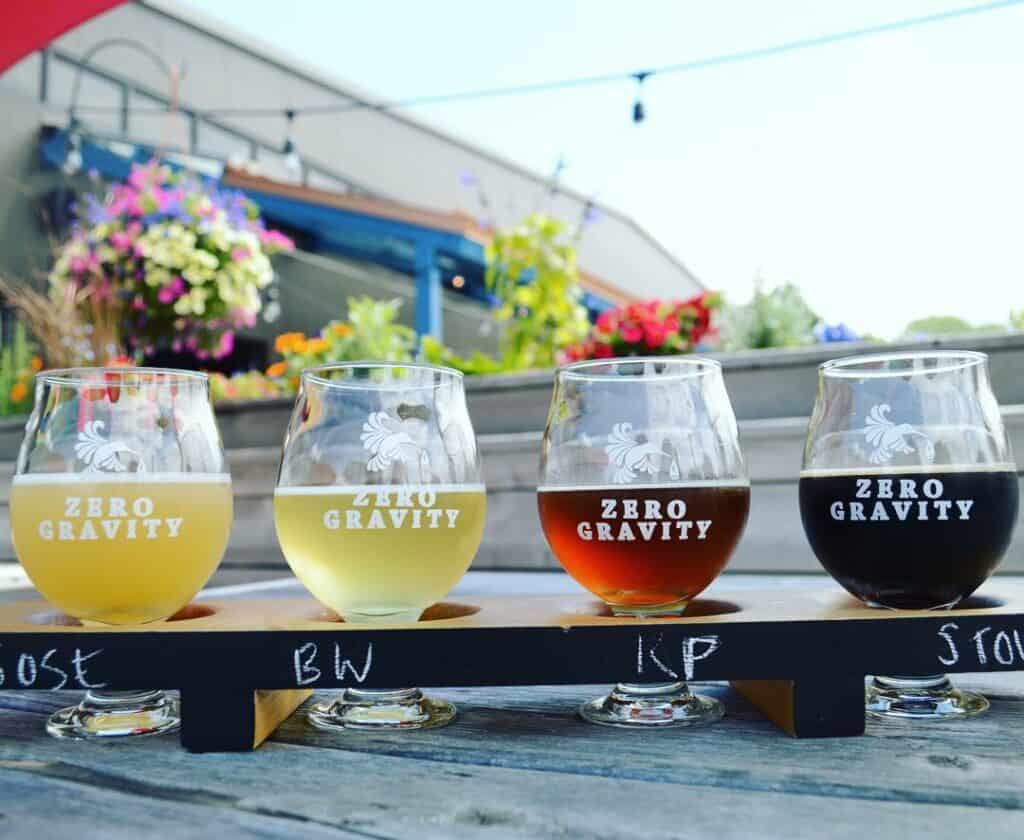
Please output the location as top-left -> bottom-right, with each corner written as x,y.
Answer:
800,350 -> 1018,719
538,357 -> 750,727
10,367 -> 233,739
274,362 -> 486,730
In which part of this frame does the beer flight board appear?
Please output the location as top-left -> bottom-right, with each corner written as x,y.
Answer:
0,586 -> 1022,752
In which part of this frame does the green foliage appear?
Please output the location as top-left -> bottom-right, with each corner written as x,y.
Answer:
419,336 -> 504,375
342,296 -> 417,361
718,280 -> 819,350
903,315 -> 1006,338
485,214 -> 591,371
0,322 -> 39,417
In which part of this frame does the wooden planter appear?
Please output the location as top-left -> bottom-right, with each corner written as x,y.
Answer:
3,334 -> 1024,573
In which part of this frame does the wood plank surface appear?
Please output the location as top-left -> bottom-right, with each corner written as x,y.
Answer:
0,678 -> 1020,839
0,575 -> 1017,837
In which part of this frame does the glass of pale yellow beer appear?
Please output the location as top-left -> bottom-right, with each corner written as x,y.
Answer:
10,367 -> 232,739
274,362 -> 486,730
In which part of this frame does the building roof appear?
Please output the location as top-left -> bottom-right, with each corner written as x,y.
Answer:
16,0 -> 703,303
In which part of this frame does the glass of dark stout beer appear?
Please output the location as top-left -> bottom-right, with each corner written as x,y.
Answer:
538,357 -> 750,727
799,350 -> 1018,720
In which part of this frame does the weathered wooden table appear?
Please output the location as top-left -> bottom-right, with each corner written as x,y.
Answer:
0,572 -> 1021,839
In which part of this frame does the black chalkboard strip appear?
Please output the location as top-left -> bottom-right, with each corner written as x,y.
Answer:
0,585 -> 1021,751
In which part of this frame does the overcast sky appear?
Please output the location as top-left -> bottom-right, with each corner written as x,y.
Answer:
182,0 -> 1024,337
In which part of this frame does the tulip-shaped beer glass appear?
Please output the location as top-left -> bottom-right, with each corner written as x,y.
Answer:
799,351 -> 1018,719
10,368 -> 233,738
274,362 -> 486,730
538,358 -> 750,727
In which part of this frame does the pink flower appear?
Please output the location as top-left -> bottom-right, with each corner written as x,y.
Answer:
70,257 -> 87,274
132,295 -> 146,311
110,231 -> 133,253
259,229 -> 294,251
231,247 -> 251,263
213,330 -> 235,359
156,277 -> 186,305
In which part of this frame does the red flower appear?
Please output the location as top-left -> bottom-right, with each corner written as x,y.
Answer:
644,323 -> 667,349
619,322 -> 644,344
664,316 -> 680,333
593,341 -> 614,359
595,310 -> 618,334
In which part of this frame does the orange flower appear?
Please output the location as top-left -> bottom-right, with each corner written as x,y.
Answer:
291,339 -> 309,355
274,331 -> 305,354
266,361 -> 288,378
331,323 -> 352,338
306,337 -> 329,354
10,382 -> 28,403
29,356 -> 43,372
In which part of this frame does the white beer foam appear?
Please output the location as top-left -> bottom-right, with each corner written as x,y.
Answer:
275,483 -> 487,496
12,472 -> 232,485
537,479 -> 751,493
800,463 -> 1018,479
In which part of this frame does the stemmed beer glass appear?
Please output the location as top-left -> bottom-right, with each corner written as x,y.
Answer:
799,351 -> 1018,719
10,367 -> 233,738
538,357 -> 750,727
274,362 -> 486,730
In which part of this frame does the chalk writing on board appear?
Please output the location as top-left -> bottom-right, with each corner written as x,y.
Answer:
637,632 -> 720,681
293,641 -> 373,686
0,646 -> 106,690
936,622 -> 1024,668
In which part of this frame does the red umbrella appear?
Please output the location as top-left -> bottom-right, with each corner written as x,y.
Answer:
1,0 -> 125,74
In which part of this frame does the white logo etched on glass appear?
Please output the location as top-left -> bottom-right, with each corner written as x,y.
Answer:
605,422 -> 679,484
74,420 -> 144,473
361,411 -> 429,474
863,404 -> 935,465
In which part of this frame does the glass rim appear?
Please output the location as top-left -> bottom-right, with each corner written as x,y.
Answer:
557,355 -> 722,382
301,360 -> 463,390
37,366 -> 209,386
820,350 -> 987,379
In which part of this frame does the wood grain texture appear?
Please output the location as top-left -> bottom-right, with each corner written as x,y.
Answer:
0,680 -> 1020,838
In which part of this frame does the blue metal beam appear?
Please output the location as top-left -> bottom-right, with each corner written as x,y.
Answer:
415,241 -> 442,340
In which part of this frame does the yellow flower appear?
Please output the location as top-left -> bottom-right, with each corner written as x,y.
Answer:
274,332 -> 305,354
10,382 -> 28,403
306,338 -> 329,355
331,323 -> 352,338
266,361 -> 288,378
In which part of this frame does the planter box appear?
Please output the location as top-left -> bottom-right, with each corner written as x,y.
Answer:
4,409 -> 1024,577
4,334 -> 1024,575
4,332 -> 1024,458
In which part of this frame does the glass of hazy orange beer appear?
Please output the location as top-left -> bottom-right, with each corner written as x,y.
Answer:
274,362 -> 486,730
10,367 -> 233,739
538,357 -> 750,727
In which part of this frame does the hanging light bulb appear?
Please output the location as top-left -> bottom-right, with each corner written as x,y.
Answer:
63,117 -> 83,176
632,72 -> 651,124
282,109 -> 302,177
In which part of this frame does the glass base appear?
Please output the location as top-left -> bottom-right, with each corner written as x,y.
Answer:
46,690 -> 180,739
866,675 -> 989,720
609,600 -> 690,618
580,682 -> 724,728
308,688 -> 455,731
